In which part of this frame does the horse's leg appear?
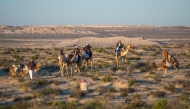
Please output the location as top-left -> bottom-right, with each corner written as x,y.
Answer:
61,64 -> 64,76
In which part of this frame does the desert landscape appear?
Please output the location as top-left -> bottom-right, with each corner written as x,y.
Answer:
0,25 -> 190,109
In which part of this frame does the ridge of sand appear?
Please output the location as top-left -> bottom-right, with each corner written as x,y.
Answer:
62,36 -> 159,47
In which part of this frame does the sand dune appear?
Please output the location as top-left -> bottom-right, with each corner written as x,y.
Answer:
62,36 -> 159,47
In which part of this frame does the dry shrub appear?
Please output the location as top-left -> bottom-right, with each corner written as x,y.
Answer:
33,88 -> 61,98
128,79 -> 137,87
101,76 -> 112,82
105,93 -> 115,100
164,83 -> 175,92
96,86 -> 107,95
148,91 -> 166,98
69,90 -> 87,99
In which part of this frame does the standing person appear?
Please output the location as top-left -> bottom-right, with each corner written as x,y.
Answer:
28,58 -> 36,80
80,79 -> 88,91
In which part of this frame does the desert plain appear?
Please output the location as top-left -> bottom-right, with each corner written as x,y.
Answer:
0,25 -> 190,109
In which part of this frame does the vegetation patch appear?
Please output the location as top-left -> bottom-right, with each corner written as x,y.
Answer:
69,90 -> 87,99
148,91 -> 166,98
101,76 -> 113,82
164,83 -> 175,92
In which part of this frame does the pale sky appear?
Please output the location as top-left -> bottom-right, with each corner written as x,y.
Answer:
0,0 -> 190,26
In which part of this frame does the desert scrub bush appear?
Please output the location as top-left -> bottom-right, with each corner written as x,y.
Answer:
149,71 -> 156,75
133,93 -> 141,100
148,91 -> 166,98
120,87 -> 135,93
164,83 -> 175,92
145,73 -> 162,82
105,93 -> 115,99
11,54 -> 23,60
152,99 -> 168,109
80,100 -> 105,109
0,58 -> 13,67
96,86 -> 107,95
108,87 -> 116,92
185,71 -> 190,78
20,78 -> 51,91
1,50 -> 11,54
101,75 -> 113,82
128,79 -> 137,87
177,91 -> 190,103
109,66 -> 117,72
168,99 -> 187,109
140,65 -> 150,72
31,54 -> 39,60
150,51 -> 160,56
127,56 -> 141,60
17,77 -> 24,82
50,101 -> 80,109
125,100 -> 150,109
174,80 -> 190,88
69,90 -> 87,99
34,88 -> 61,98
126,64 -> 133,76
20,81 -> 36,91
91,74 -> 100,81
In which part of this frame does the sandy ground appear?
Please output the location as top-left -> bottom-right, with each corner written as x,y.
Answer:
0,27 -> 190,107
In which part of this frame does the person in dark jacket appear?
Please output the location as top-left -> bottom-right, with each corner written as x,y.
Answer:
28,58 -> 36,80
84,42 -> 92,58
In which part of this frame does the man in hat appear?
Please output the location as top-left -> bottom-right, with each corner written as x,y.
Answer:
115,40 -> 123,55
84,42 -> 92,58
28,58 -> 36,80
71,45 -> 80,62
116,40 -> 123,48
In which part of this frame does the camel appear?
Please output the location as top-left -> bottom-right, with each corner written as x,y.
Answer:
58,48 -> 83,77
80,49 -> 93,71
58,53 -> 74,77
115,44 -> 132,68
150,56 -> 179,74
9,63 -> 41,77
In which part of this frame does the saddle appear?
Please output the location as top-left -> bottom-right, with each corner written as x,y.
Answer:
115,47 -> 122,56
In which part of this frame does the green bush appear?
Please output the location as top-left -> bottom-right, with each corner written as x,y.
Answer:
152,99 -> 168,109
108,87 -> 116,92
101,76 -> 113,82
34,88 -> 61,98
81,100 -> 104,109
128,79 -> 137,87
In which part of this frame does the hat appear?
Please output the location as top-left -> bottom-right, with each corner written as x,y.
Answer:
86,42 -> 88,45
75,46 -> 78,48
81,79 -> 86,83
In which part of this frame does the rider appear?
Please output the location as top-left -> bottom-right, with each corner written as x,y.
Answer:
163,49 -> 171,63
115,40 -> 123,55
84,42 -> 92,58
116,40 -> 123,48
71,46 -> 80,62
16,64 -> 25,75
